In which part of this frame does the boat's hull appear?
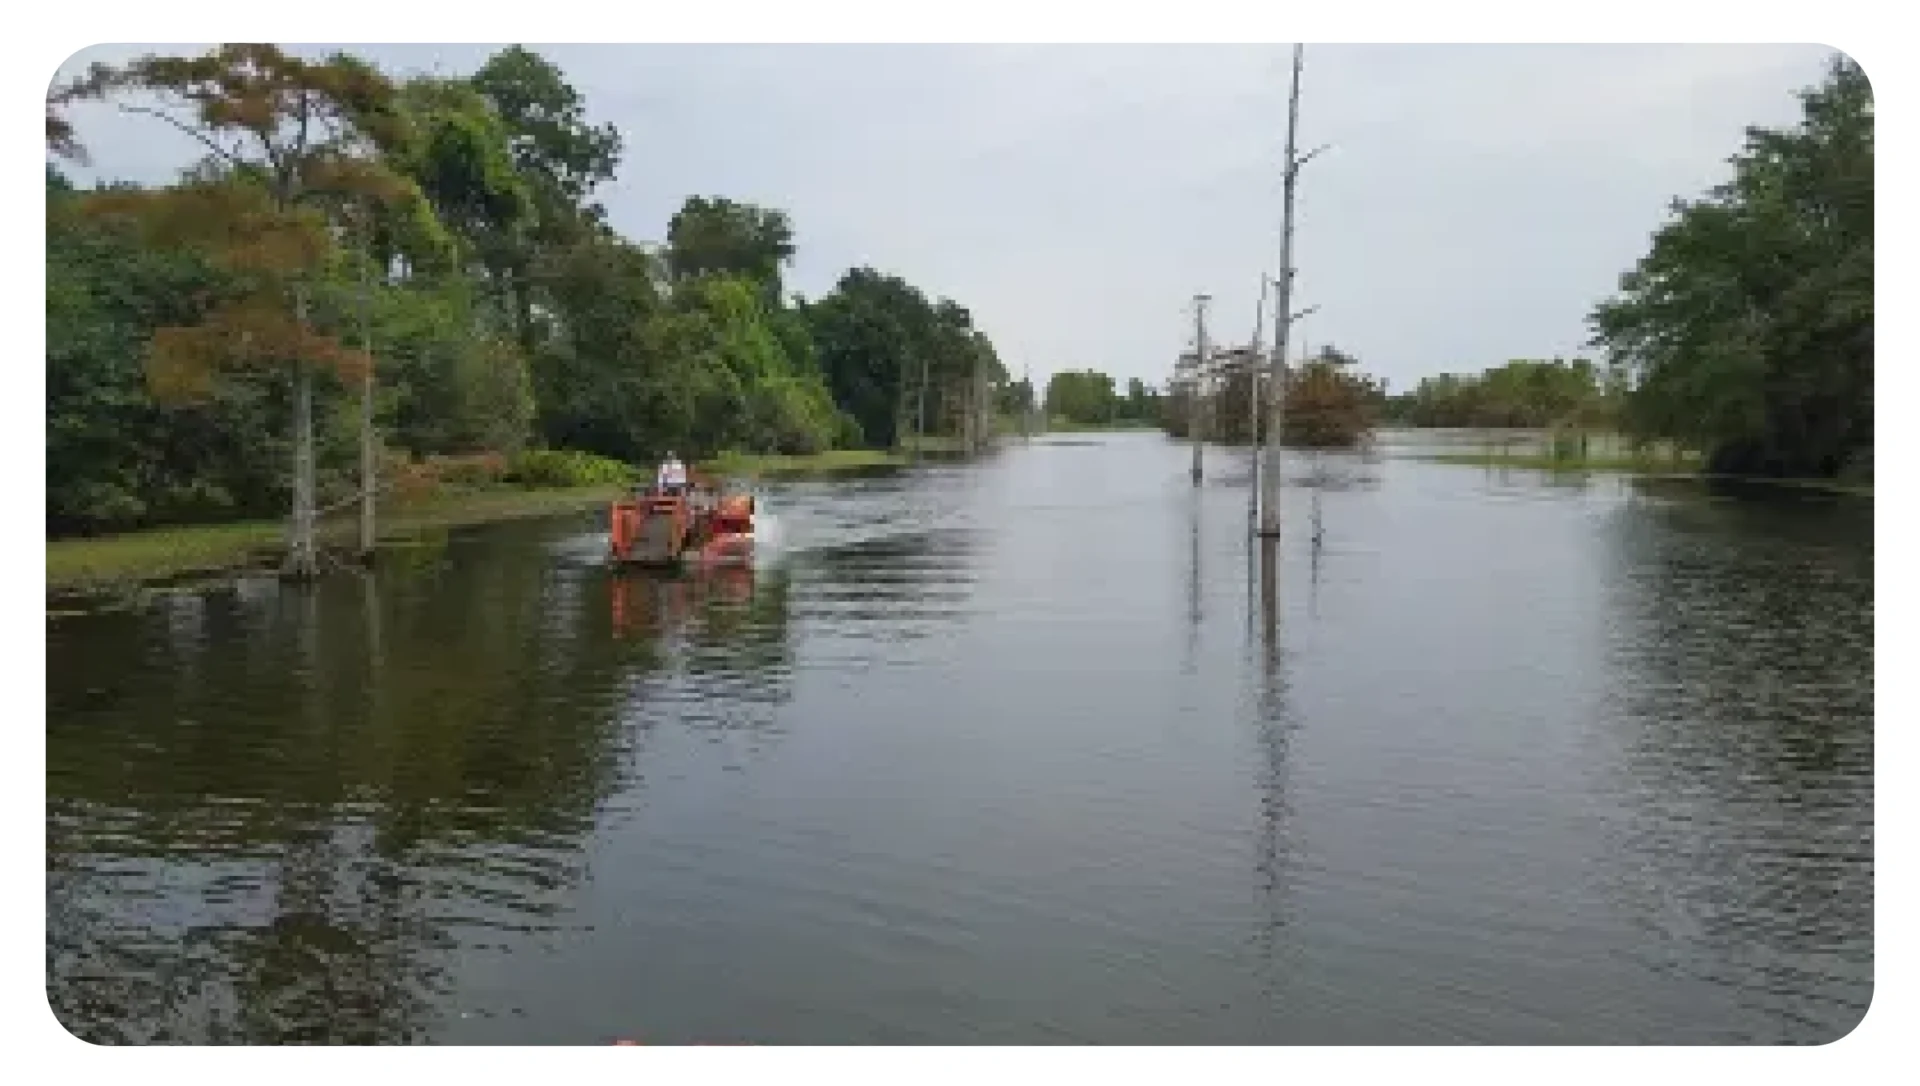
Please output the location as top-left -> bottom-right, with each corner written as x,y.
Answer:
609,491 -> 754,569
687,532 -> 753,566
609,539 -> 752,569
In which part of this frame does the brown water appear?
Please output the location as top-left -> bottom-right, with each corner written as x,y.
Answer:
45,431 -> 1873,1044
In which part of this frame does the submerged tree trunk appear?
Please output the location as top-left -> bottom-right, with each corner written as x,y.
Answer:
921,356 -> 936,460
974,354 -> 990,456
286,351 -> 320,580
891,356 -> 912,454
284,279 -> 322,581
961,371 -> 975,456
359,260 -> 377,564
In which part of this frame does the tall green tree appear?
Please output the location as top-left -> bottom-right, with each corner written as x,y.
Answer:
671,275 -> 842,456
392,76 -> 530,292
1045,369 -> 1118,425
1590,54 -> 1872,479
665,196 -> 797,298
528,234 -> 669,460
47,168 -> 292,533
51,44 -> 435,577
469,45 -> 623,352
806,268 -> 931,449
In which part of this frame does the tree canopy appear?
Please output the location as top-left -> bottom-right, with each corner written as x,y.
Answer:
1379,358 -> 1615,431
1161,345 -> 1382,448
1588,54 -> 1871,479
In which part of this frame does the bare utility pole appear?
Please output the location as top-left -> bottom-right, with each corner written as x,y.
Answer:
1249,275 -> 1269,528
1191,293 -> 1212,485
1259,43 -> 1326,540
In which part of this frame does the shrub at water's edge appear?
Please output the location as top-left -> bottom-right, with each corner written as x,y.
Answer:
1161,346 -> 1383,449
702,448 -> 904,478
506,449 -> 636,489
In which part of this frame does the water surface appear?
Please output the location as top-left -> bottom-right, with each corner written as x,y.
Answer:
46,431 -> 1873,1044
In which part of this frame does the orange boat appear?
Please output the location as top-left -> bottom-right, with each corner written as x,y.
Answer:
609,476 -> 755,569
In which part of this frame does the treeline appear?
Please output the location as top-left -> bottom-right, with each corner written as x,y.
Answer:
1165,346 -> 1384,448
1043,370 -> 1162,428
1589,54 -> 1871,480
45,44 -> 1008,540
1270,55 -> 1869,483
1378,358 -> 1619,430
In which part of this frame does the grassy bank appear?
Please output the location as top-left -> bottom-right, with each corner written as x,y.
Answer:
1043,417 -> 1158,433
47,484 -> 624,595
1419,450 -> 1870,497
703,436 -> 1006,477
702,448 -> 907,478
1422,450 -> 1704,473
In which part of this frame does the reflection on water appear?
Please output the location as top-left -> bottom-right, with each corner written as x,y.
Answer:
46,526 -> 798,1044
47,433 -> 1871,1044
1593,492 -> 1872,1040
1247,537 -> 1298,999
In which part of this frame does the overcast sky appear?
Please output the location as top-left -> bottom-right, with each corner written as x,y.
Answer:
51,43 -> 1840,393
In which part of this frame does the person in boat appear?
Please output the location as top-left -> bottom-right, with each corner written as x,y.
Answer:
656,453 -> 689,496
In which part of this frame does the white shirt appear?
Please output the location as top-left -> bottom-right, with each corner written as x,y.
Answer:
659,460 -> 687,489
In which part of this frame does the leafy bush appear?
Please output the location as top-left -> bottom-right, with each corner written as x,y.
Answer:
1548,428 -> 1586,462
426,452 -> 511,488
506,448 -> 636,489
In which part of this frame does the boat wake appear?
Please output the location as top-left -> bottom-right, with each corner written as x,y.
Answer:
750,510 -> 783,565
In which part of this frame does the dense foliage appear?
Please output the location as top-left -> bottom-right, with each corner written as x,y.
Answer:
1588,55 -> 1872,480
46,44 -> 1010,537
1377,358 -> 1618,431
1164,345 -> 1382,448
1043,370 -> 1162,427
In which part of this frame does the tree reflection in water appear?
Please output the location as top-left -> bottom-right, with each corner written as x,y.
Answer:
1245,536 -> 1300,996
1594,490 -> 1872,1042
46,523 -> 799,1043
